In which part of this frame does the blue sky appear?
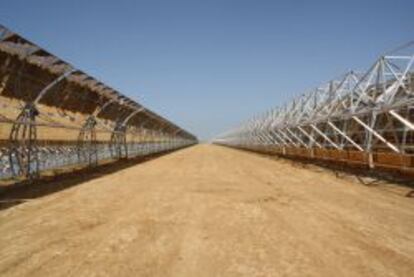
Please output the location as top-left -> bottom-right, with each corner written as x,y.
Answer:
1,0 -> 413,140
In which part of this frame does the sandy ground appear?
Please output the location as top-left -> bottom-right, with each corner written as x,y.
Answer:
0,144 -> 413,277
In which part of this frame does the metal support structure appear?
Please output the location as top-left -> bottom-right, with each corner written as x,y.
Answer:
8,103 -> 39,179
8,69 -> 73,179
327,121 -> 363,151
352,116 -> 400,153
77,116 -> 98,166
110,108 -> 145,159
0,25 -> 198,181
77,99 -> 115,166
214,42 -> 414,173
310,124 -> 340,149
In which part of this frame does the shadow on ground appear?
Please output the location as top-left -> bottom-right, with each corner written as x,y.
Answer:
0,148 -> 188,211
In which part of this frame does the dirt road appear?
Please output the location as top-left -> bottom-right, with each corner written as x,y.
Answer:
0,145 -> 413,276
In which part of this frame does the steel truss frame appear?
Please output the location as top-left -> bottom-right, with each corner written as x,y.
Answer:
214,43 -> 414,172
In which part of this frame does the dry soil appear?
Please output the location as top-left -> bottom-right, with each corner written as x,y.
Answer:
0,144 -> 413,276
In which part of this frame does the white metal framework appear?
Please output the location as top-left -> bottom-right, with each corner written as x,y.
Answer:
214,43 -> 414,173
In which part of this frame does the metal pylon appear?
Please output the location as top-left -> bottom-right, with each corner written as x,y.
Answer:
8,103 -> 39,180
110,121 -> 127,159
77,116 -> 98,166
